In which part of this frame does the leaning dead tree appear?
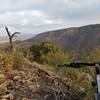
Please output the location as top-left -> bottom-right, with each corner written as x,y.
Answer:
5,26 -> 20,52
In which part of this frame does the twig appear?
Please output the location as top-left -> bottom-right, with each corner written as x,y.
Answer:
0,89 -> 15,100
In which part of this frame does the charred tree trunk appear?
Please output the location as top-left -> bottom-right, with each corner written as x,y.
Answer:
5,26 -> 20,53
5,26 -> 13,51
9,37 -> 13,50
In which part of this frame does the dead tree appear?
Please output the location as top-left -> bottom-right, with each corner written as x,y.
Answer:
5,26 -> 20,52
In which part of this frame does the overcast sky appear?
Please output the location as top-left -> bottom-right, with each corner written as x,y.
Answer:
0,0 -> 100,36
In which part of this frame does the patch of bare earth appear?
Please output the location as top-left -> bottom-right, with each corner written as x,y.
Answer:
0,61 -> 85,100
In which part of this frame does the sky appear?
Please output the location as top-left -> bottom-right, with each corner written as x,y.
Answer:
0,0 -> 100,36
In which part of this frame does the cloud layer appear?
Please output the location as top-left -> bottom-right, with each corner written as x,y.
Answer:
0,0 -> 100,35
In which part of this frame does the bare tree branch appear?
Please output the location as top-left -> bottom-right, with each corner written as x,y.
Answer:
5,26 -> 11,37
11,32 -> 21,38
5,26 -> 21,53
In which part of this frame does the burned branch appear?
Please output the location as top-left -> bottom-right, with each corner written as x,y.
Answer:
5,26 -> 21,52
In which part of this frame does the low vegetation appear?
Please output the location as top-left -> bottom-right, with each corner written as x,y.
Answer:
0,40 -> 99,100
28,41 -> 71,66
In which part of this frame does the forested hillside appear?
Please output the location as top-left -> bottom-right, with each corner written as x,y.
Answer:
26,24 -> 100,54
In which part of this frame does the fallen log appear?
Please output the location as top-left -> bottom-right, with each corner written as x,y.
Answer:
25,59 -> 59,78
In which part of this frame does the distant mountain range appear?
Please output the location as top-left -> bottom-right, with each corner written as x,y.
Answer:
26,24 -> 100,53
0,33 -> 36,43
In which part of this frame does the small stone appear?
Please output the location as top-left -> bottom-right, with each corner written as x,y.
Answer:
13,76 -> 20,81
36,84 -> 40,88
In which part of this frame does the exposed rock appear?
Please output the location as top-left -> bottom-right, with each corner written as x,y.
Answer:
13,76 -> 21,81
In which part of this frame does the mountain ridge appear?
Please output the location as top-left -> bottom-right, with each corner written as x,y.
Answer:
26,24 -> 100,53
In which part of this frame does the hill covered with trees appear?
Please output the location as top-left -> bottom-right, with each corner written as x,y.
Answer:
26,24 -> 100,54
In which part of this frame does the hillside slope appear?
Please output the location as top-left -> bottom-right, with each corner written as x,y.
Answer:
26,24 -> 100,53
0,59 -> 93,100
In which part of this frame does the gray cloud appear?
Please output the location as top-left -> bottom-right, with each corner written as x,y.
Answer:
0,0 -> 100,35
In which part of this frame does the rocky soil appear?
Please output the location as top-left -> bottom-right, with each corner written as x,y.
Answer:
0,61 -> 92,100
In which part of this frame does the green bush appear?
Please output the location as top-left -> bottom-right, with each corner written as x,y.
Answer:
87,48 -> 100,62
28,41 -> 71,66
